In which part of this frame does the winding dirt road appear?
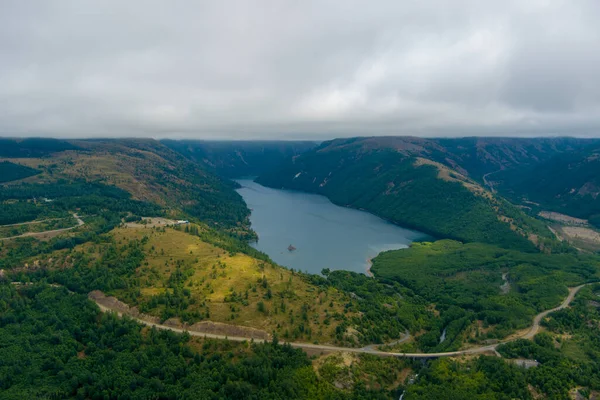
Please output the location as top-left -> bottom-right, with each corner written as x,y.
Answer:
520,284 -> 588,340
0,213 -> 84,241
482,171 -> 500,193
91,282 -> 595,359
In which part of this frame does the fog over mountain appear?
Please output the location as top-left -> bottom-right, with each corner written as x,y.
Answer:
1,1 -> 599,139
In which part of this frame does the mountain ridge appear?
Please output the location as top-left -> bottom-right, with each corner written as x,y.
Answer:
256,136 -> 573,251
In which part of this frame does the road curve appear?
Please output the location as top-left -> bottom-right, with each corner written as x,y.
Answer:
91,282 -> 596,359
0,213 -> 84,241
482,169 -> 502,193
0,217 -> 62,227
521,284 -> 588,340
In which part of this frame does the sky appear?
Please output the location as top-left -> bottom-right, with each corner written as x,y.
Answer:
1,0 -> 600,139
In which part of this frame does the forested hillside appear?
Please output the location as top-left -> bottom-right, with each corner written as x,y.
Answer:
407,284 -> 600,400
3,136 -> 600,399
0,283 -> 396,399
371,240 -> 599,351
433,136 -> 599,181
0,138 -> 79,157
0,138 -> 250,230
162,139 -> 317,178
0,161 -> 40,183
1,138 -> 434,350
0,138 -> 258,291
257,139 -> 557,251
495,144 -> 600,221
249,136 -> 597,181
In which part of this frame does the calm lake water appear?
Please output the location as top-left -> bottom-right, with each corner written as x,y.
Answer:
235,179 -> 429,275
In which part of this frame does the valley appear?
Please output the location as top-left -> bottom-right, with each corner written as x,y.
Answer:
2,136 -> 600,399
235,179 -> 428,274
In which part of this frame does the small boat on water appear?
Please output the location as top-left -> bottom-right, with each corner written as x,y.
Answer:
287,244 -> 296,252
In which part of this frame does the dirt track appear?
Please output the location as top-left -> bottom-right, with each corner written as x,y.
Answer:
520,284 -> 588,340
0,213 -> 84,241
89,283 -> 595,358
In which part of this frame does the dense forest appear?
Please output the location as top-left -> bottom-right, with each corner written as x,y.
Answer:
3,137 -> 600,398
162,139 -> 317,178
0,283 -> 398,399
0,161 -> 41,183
495,144 -> 600,220
257,145 -> 550,251
0,138 -> 78,157
370,240 -> 599,351
405,284 -> 600,400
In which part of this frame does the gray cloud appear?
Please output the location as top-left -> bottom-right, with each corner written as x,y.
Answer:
1,0 -> 599,139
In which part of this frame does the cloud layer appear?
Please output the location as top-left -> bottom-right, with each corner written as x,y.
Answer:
1,0 -> 599,138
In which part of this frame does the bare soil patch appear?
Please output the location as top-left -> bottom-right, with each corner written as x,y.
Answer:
124,217 -> 179,228
556,226 -> 600,252
539,211 -> 588,225
561,226 -> 600,242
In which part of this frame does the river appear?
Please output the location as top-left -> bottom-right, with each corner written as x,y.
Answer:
235,179 -> 429,275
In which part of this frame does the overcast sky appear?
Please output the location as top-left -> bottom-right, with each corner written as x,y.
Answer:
1,1 -> 600,139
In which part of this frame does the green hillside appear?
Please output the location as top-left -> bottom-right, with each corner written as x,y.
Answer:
496,145 -> 600,221
0,138 -> 250,230
0,161 -> 41,183
0,283 -> 382,399
257,139 -> 556,251
433,137 -> 599,181
162,139 -> 317,178
0,138 -> 79,158
3,136 -> 600,399
371,239 -> 599,350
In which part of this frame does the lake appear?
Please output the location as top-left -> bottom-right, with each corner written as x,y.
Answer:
235,179 -> 429,275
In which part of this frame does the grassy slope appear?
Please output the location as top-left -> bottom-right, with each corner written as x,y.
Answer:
27,225 -> 353,345
114,226 -> 351,343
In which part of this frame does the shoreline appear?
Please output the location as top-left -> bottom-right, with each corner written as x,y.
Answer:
243,179 -> 432,240
366,257 -> 374,277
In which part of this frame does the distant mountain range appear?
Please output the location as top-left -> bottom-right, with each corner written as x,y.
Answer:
161,139 -> 317,178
